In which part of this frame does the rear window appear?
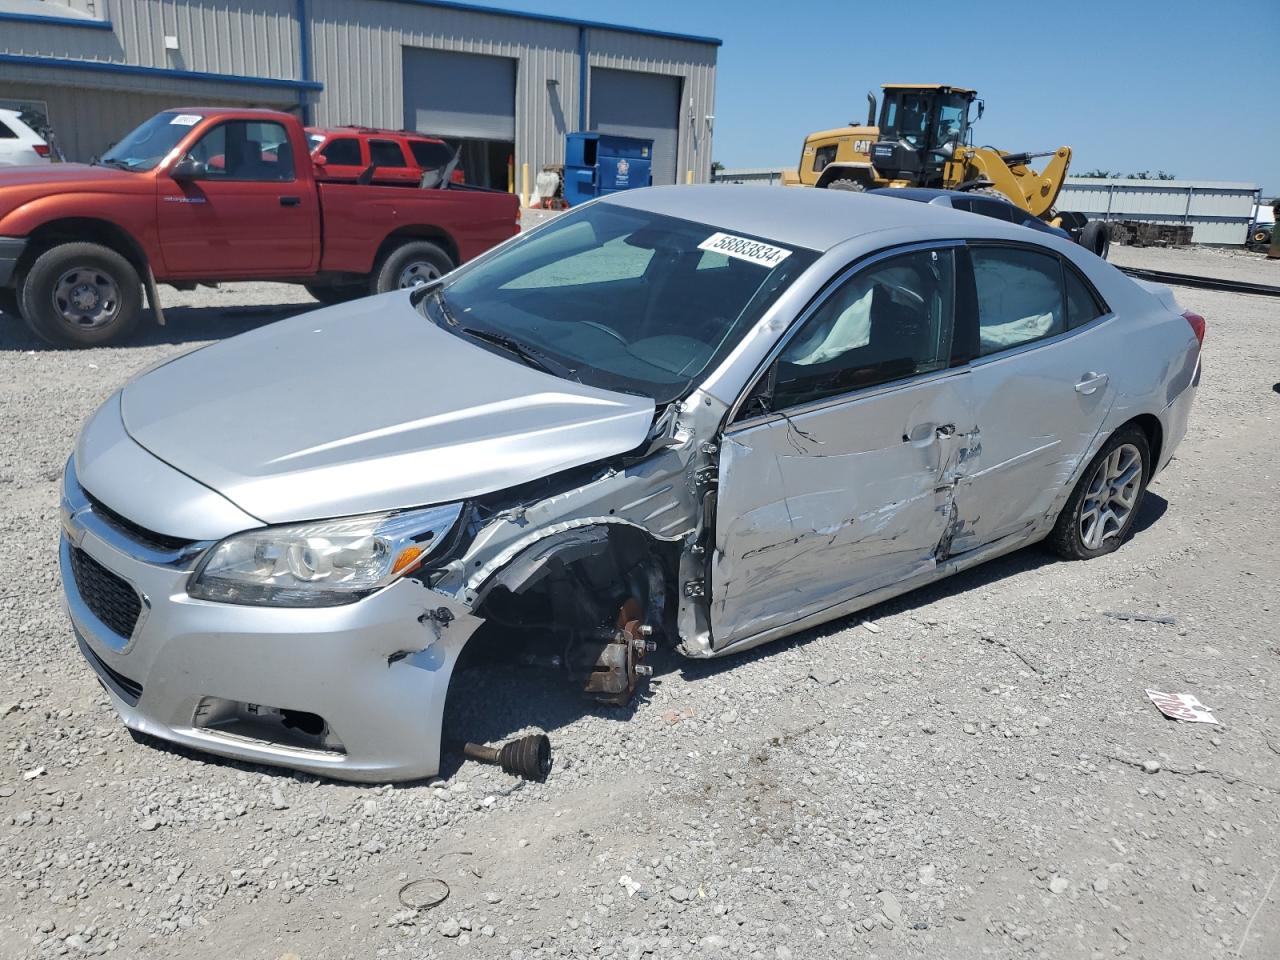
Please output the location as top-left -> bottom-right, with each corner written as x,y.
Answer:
369,140 -> 407,167
0,120 -> 15,139
409,140 -> 453,170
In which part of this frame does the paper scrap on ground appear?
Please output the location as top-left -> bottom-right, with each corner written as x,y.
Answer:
1146,689 -> 1218,724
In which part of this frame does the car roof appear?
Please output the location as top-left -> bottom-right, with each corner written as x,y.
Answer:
307,126 -> 444,142
600,184 -> 1022,252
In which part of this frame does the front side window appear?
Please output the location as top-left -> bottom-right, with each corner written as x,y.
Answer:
971,246 -> 1065,355
770,248 -> 955,410
428,204 -> 817,403
319,137 -> 362,166
370,140 -> 407,167
189,120 -> 295,181
813,144 -> 837,173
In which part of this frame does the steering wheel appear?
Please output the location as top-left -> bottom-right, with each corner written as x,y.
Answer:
580,320 -> 628,346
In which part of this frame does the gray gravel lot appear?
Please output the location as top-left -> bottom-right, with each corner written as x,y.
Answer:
1,245 -> 1278,960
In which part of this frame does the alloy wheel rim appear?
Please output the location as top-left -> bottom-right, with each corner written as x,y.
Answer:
1079,443 -> 1142,550
398,261 -> 441,289
53,267 -> 122,329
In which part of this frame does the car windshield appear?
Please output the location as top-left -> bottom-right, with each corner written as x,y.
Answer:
100,112 -> 200,171
426,203 -> 817,404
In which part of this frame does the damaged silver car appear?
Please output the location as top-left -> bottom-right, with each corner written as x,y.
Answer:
60,186 -> 1203,781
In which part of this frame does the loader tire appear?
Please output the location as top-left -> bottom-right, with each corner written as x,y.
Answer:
20,242 -> 143,348
825,179 -> 865,192
1081,220 -> 1111,260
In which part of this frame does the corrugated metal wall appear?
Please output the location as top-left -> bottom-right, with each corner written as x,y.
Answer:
1,1 -> 719,180
0,63 -> 295,161
2,0 -> 300,77
1058,178 -> 1260,245
308,0 -> 717,183
585,29 -> 717,183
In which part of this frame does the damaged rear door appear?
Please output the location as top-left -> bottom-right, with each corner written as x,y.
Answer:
943,243 -> 1118,554
709,244 -> 973,649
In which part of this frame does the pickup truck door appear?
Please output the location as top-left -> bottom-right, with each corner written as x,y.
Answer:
156,118 -> 318,277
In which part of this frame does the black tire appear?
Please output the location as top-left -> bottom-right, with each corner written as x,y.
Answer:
825,179 -> 865,192
0,286 -> 19,319
305,283 -> 366,306
1046,425 -> 1151,561
1080,220 -> 1111,260
20,242 -> 142,347
370,240 -> 454,295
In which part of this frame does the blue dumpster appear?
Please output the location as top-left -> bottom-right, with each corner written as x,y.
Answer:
562,132 -> 653,207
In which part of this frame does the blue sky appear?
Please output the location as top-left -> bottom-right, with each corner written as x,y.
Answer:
484,0 -> 1279,192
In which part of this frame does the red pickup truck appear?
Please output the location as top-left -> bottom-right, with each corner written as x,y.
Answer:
0,108 -> 520,347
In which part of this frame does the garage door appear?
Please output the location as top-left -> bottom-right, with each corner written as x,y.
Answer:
589,68 -> 681,186
402,48 -> 516,140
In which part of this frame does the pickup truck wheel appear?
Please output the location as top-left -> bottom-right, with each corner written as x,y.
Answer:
372,241 -> 454,295
21,243 -> 142,347
305,283 -> 365,306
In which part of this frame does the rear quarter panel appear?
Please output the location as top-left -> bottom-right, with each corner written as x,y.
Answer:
317,184 -> 519,274
1065,251 -> 1200,474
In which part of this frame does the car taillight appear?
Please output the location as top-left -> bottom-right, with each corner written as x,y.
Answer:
33,143 -> 50,157
1182,309 -> 1206,346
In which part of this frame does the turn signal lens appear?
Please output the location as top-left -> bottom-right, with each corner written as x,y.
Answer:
391,546 -> 424,575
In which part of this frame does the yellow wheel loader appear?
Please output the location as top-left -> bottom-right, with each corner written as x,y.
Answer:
786,84 -> 1109,256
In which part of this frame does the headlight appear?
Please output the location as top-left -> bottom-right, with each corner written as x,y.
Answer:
188,504 -> 463,607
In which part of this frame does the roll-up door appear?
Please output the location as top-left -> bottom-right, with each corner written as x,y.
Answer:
589,68 -> 681,186
403,48 -> 516,140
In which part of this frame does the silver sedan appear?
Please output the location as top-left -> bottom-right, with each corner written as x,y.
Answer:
61,186 -> 1203,781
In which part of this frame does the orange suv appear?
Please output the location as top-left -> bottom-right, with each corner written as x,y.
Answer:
306,126 -> 463,186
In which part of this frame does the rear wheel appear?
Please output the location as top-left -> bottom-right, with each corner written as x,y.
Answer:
305,283 -> 366,306
1081,220 -> 1111,259
825,179 -> 865,192
20,242 -> 142,347
1047,426 -> 1150,560
371,240 -> 454,295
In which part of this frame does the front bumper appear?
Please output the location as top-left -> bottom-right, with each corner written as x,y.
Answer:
0,235 -> 26,287
60,474 -> 481,783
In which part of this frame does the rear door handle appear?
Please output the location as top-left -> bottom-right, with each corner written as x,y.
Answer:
279,196 -> 301,207
903,423 -> 954,443
1075,372 -> 1108,395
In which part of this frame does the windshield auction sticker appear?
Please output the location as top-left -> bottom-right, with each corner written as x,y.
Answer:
697,233 -> 792,268
169,114 -> 202,126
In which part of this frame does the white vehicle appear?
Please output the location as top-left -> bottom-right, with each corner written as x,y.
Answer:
0,108 -> 52,166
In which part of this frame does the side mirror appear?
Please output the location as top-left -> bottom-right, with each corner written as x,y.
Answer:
170,155 -> 206,180
312,153 -> 328,167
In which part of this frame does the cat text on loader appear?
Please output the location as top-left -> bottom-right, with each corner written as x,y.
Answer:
784,84 -> 1109,257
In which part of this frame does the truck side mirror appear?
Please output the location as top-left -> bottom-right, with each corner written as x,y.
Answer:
170,155 -> 206,180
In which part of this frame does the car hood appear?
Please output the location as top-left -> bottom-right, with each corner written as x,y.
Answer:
119,292 -> 657,525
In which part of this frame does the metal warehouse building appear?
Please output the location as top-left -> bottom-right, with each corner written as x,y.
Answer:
0,0 -> 720,189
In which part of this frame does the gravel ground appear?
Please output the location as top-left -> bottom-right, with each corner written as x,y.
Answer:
1,246 -> 1278,960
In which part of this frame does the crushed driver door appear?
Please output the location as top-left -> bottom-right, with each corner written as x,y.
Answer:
708,244 -> 974,650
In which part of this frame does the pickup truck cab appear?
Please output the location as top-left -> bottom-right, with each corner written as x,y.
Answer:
0,108 -> 520,346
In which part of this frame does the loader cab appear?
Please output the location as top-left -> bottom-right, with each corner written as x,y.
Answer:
870,85 -> 976,186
